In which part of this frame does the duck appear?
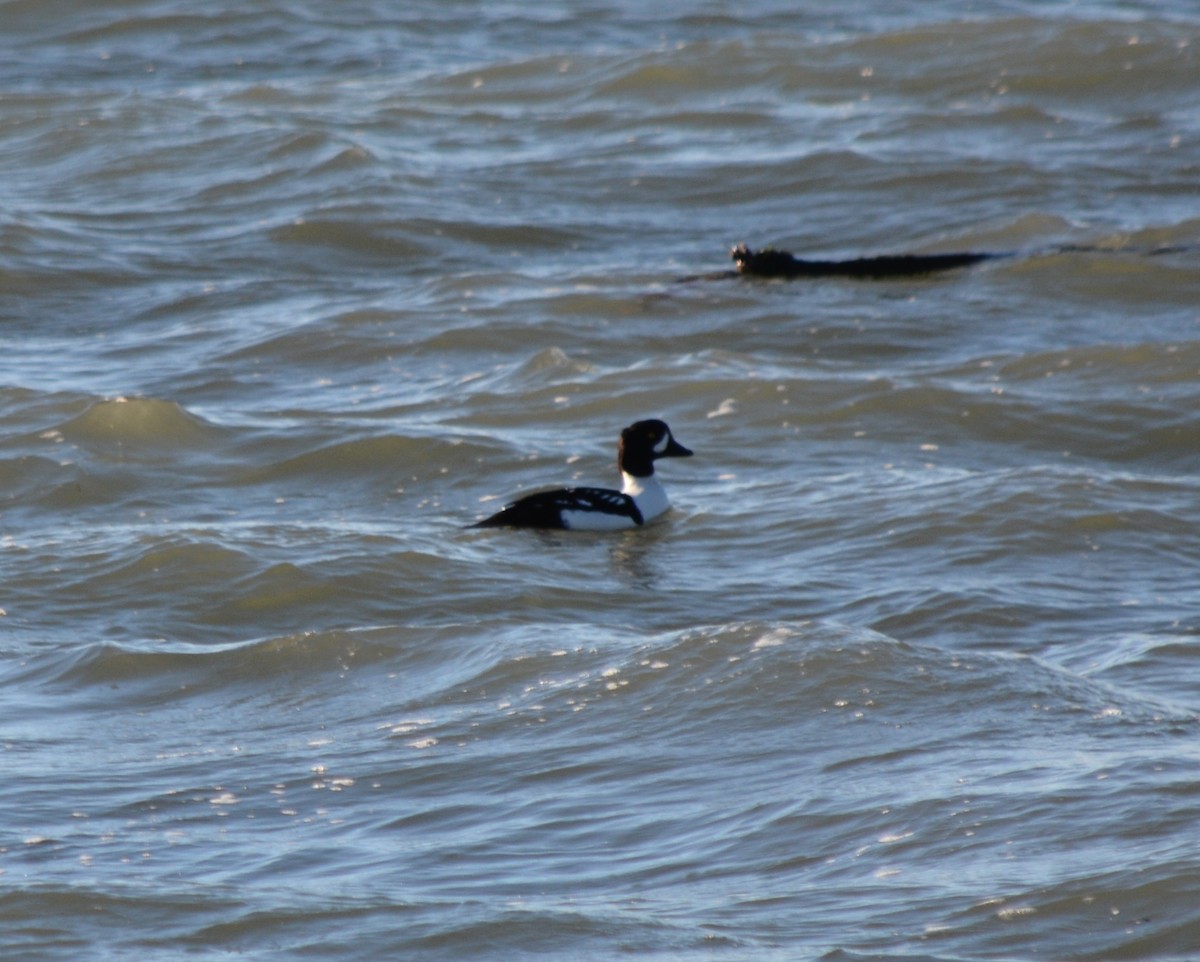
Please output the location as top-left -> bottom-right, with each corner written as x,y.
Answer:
472,419 -> 693,530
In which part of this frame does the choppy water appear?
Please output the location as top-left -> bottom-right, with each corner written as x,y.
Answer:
3,2 -> 1200,959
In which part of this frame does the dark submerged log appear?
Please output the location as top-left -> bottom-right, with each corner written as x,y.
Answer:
670,241 -> 1188,285
731,243 -> 998,279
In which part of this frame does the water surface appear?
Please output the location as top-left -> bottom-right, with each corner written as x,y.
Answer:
2,2 -> 1200,959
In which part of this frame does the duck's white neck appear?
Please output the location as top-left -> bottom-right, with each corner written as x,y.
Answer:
621,471 -> 670,522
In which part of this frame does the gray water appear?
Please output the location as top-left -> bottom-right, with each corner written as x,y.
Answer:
3,2 -> 1200,959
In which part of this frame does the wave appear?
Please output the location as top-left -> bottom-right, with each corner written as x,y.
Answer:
0,394 -> 232,511
13,616 -> 1191,730
233,433 -> 493,488
58,397 -> 226,453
